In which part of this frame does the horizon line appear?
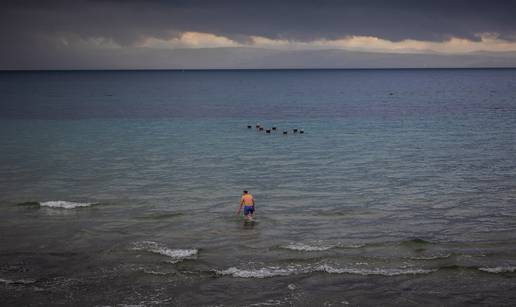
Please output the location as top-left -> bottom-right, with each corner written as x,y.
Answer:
2,67 -> 516,72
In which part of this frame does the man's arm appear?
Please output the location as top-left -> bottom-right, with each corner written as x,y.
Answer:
236,198 -> 244,214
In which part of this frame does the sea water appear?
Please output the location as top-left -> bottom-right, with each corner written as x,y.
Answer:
1,69 -> 516,306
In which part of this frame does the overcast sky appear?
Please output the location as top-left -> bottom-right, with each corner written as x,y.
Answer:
2,0 -> 516,69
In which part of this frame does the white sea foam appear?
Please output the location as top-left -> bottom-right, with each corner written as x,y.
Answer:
342,244 -> 366,248
478,266 -> 516,273
215,265 -> 307,278
215,264 -> 436,278
282,243 -> 335,251
281,241 -> 365,252
409,253 -> 452,260
132,241 -> 198,263
315,264 -> 437,276
245,299 -> 287,306
39,201 -> 92,209
141,269 -> 169,276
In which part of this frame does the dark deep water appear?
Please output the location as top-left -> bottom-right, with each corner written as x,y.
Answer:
1,69 -> 516,306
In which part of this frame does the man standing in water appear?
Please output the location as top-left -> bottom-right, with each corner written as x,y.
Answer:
237,190 -> 255,221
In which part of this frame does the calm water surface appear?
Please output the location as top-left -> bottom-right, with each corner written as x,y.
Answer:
1,69 -> 516,306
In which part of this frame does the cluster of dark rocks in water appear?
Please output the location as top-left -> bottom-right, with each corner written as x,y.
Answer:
247,123 -> 304,135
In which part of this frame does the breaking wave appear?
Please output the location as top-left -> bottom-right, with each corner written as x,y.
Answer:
39,201 -> 93,209
132,241 -> 198,263
216,266 -> 304,278
478,266 -> 516,273
215,264 -> 435,278
280,242 -> 365,252
407,253 -> 452,260
316,264 -> 437,276
138,268 -> 172,276
282,243 -> 335,251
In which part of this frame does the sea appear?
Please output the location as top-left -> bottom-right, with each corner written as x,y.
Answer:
1,69 -> 516,306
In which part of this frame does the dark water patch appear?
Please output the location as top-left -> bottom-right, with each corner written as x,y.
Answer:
33,276 -> 84,291
0,251 -> 79,258
0,263 -> 31,274
330,238 -> 432,250
0,278 -> 37,285
399,238 -> 434,251
130,265 -> 179,277
14,201 -> 40,208
243,220 -> 259,228
45,252 -> 81,258
135,212 -> 185,220
311,208 -> 388,217
276,257 -> 328,265
400,238 -> 433,246
437,264 -> 482,273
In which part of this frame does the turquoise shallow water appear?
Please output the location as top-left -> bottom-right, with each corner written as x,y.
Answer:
1,69 -> 516,306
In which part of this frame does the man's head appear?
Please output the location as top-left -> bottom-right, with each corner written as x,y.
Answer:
243,190 -> 248,194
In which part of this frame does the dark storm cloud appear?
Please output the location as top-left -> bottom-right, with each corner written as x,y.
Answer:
2,0 -> 516,45
1,0 -> 516,69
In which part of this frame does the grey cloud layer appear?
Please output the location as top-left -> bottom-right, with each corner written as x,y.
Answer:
2,0 -> 516,69
3,0 -> 516,44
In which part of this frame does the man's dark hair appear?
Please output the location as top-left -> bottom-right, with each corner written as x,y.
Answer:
243,190 -> 248,194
